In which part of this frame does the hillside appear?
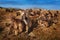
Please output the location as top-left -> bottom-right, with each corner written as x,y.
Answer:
0,7 -> 60,40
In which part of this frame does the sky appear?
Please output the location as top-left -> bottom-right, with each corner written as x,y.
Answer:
0,0 -> 60,10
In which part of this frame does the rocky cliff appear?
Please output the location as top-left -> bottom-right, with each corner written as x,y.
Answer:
0,7 -> 60,40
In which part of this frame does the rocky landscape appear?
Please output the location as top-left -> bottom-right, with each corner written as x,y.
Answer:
0,7 -> 60,40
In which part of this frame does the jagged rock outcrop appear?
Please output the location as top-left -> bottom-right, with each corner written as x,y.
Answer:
0,8 -> 60,40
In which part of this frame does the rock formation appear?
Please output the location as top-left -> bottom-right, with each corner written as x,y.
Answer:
0,8 -> 60,40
